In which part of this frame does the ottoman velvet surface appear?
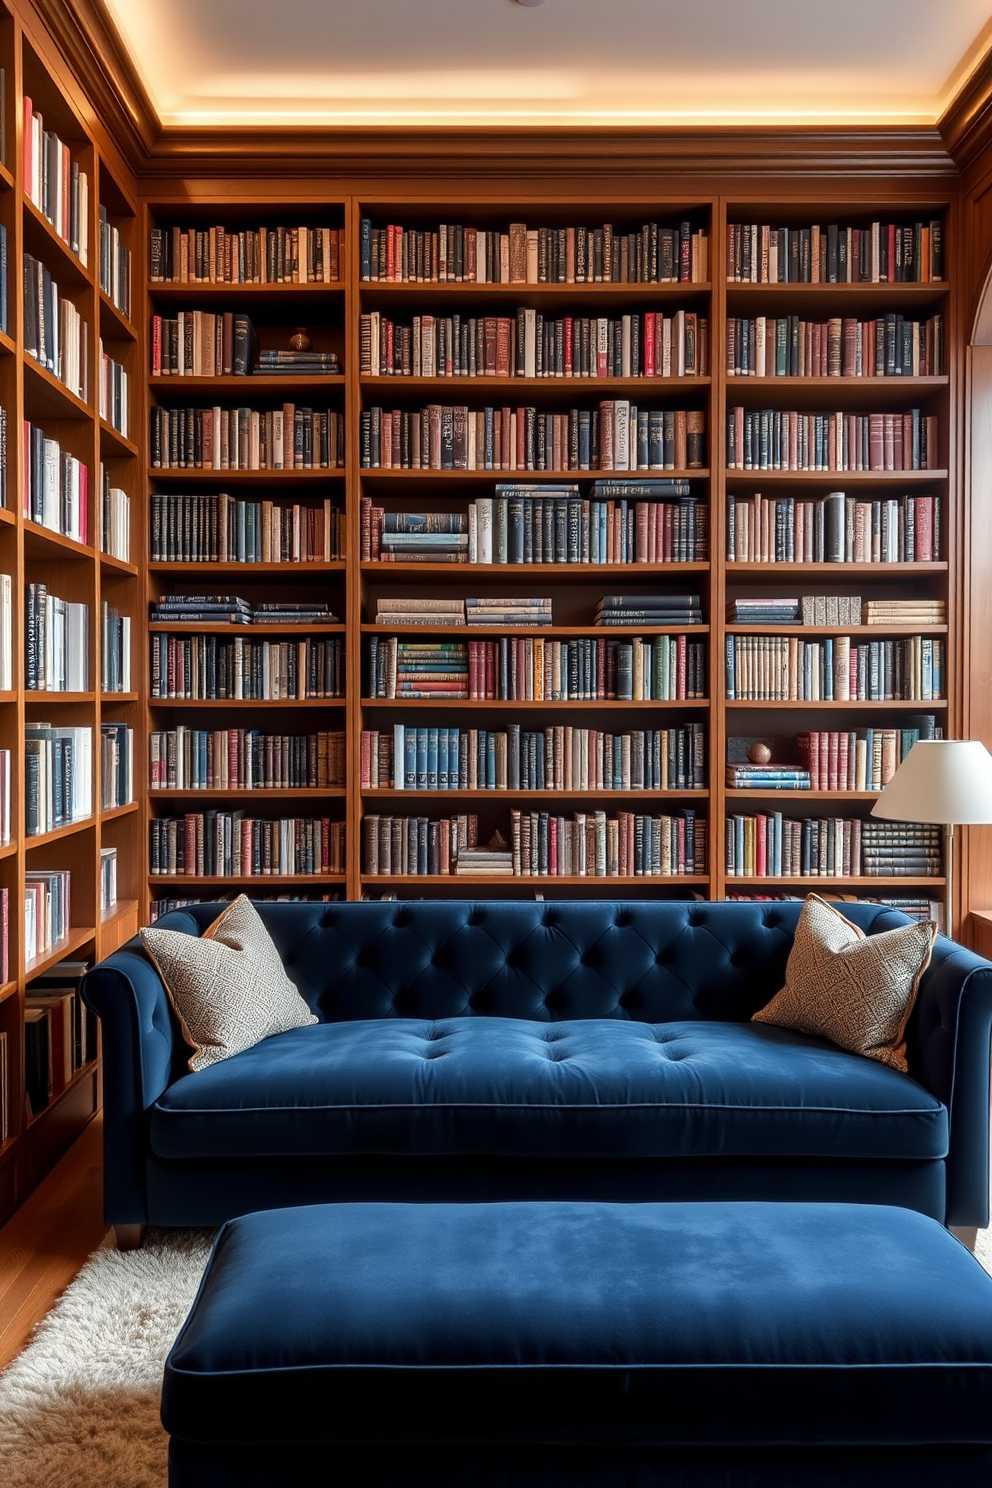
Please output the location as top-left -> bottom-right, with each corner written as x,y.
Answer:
162,1200 -> 992,1448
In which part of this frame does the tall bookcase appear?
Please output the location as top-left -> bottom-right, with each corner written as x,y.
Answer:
0,1 -> 141,1227
131,188 -> 956,921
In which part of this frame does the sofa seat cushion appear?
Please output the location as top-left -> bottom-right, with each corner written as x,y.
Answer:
149,1016 -> 947,1163
162,1201 -> 992,1447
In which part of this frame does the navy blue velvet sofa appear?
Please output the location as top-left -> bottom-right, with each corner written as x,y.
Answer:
81,898 -> 992,1233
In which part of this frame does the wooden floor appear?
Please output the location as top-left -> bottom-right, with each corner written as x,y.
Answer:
0,1113 -> 107,1372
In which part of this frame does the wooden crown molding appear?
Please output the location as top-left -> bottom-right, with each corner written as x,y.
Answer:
138,125 -> 958,182
939,39 -> 992,174
30,0 -> 160,164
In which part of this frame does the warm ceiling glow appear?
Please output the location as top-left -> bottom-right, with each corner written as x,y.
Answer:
99,0 -> 992,128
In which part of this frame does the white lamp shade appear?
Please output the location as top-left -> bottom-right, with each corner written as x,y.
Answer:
870,739 -> 992,825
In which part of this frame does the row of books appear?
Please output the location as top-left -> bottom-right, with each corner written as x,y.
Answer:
149,893 -> 343,922
726,597 -> 946,626
360,722 -> 707,792
362,811 -> 476,875
101,846 -> 117,915
149,814 -> 346,878
25,585 -> 89,692
98,467 -> 129,562
23,98 -> 88,264
360,404 -> 707,472
366,634 -> 707,702
101,722 -> 134,810
99,206 -> 131,319
725,221 -> 942,285
149,224 -> 344,284
725,492 -> 941,564
149,595 -> 338,625
98,342 -> 128,437
796,722 -> 940,791
152,311 -> 256,378
725,816 -> 942,879
24,964 -> 97,1118
23,254 -> 87,399
361,483 -> 707,565
724,891 -> 943,924
360,219 -> 709,285
149,729 -> 347,791
150,494 -> 344,564
25,724 -> 92,835
724,635 -> 945,702
359,310 -> 708,380
149,634 -> 344,701
149,405 -> 346,471
508,808 -> 705,879
725,314 -> 943,379
100,603 -> 132,693
726,408 -> 939,472
24,422 -> 88,543
24,868 -> 70,965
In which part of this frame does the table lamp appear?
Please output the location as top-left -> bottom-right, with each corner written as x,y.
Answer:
870,738 -> 992,935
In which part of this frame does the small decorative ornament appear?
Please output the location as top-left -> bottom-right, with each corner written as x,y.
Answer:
289,328 -> 312,352
747,742 -> 773,765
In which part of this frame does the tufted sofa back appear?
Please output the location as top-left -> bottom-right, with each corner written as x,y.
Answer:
155,898 -> 910,1025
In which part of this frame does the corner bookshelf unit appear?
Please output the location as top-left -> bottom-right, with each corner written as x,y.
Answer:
0,3 -> 142,1224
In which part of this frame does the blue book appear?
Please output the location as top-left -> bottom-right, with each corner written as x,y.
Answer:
438,727 -> 449,790
426,729 -> 438,789
416,729 -> 428,790
486,731 -> 496,789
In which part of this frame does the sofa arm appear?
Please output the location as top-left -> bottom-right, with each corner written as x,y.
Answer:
913,937 -> 992,1228
82,940 -> 181,1224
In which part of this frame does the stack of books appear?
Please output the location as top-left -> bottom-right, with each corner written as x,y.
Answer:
801,596 -> 863,625
256,348 -> 340,376
251,602 -> 339,624
465,598 -> 552,626
863,599 -> 945,625
726,762 -> 811,790
375,598 -> 465,627
595,594 -> 703,626
456,846 -> 514,876
378,510 -> 468,562
151,594 -> 252,624
728,598 -> 800,625
367,636 -> 469,699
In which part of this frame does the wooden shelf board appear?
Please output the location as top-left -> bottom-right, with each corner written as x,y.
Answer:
148,468 -> 344,483
23,357 -> 92,421
149,561 -> 346,574
364,788 -> 709,801
25,692 -> 97,704
23,522 -> 94,561
101,898 -> 139,927
25,1061 -> 99,1130
98,291 -> 137,341
725,469 -> 948,483
100,801 -> 139,821
363,697 -> 708,709
725,698 -> 947,709
148,622 -> 345,634
100,692 -> 139,703
22,196 -> 93,286
25,928 -> 97,980
0,841 -> 17,860
363,623 -> 709,636
361,467 -> 710,483
359,281 -> 713,301
150,787 -> 346,799
99,552 -> 140,575
360,561 -> 710,577
149,374 -> 345,394
728,561 -> 947,574
147,874 -> 347,885
725,789 -> 880,801
0,329 -> 15,357
728,875 -> 946,887
360,874 -> 710,886
148,281 -> 345,298
99,420 -> 138,458
0,508 -> 15,528
0,979 -> 19,1008
25,818 -> 95,848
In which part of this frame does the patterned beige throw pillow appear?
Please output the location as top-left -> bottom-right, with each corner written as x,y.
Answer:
752,893 -> 937,1072
140,895 -> 317,1072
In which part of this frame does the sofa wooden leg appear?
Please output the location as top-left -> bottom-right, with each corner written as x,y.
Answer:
949,1225 -> 978,1252
114,1224 -> 146,1251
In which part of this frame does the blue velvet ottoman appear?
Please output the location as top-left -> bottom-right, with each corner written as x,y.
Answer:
163,1201 -> 992,1488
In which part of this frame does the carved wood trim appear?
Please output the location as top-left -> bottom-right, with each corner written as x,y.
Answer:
940,42 -> 992,172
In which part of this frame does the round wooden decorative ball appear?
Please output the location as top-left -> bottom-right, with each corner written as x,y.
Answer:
747,742 -> 773,765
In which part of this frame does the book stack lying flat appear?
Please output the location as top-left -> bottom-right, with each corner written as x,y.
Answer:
800,596 -> 863,626
456,847 -> 515,876
863,599 -> 945,625
728,598 -> 800,625
251,602 -> 339,624
367,636 -> 469,698
375,598 -> 466,627
151,594 -> 252,624
256,348 -> 340,376
726,763 -> 811,790
465,598 -> 553,626
379,509 -> 468,562
595,594 -> 703,626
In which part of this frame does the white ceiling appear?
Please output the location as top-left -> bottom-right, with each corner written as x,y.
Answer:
100,0 -> 992,128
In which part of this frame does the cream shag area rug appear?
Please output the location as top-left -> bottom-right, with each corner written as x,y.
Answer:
0,1228 -> 215,1488
0,1218 -> 990,1488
